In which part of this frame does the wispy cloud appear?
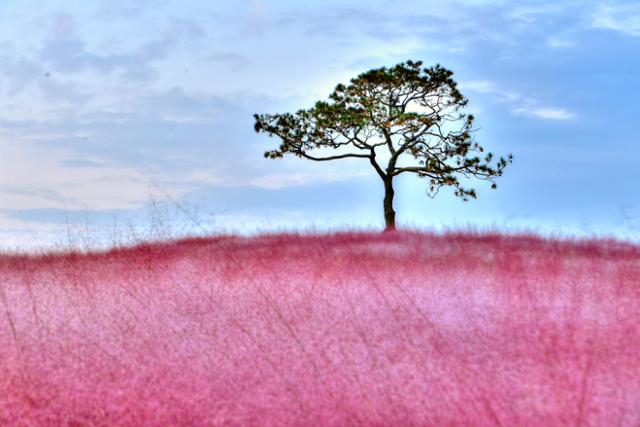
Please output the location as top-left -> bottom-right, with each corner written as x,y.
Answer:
513,107 -> 576,120
187,166 -> 370,190
591,3 -> 640,36
205,53 -> 252,71
459,80 -> 520,102
461,80 -> 576,120
0,82 -> 370,219
547,36 -> 575,48
37,13 -> 204,82
95,0 -> 160,20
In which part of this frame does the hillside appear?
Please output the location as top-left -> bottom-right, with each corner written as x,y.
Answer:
1,231 -> 639,426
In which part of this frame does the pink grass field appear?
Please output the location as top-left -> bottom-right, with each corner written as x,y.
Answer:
1,230 -> 639,426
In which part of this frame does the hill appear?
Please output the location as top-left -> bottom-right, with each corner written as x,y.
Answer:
1,231 -> 639,426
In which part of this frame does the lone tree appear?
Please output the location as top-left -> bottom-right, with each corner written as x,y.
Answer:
254,60 -> 512,231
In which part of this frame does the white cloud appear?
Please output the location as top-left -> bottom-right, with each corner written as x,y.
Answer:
507,4 -> 566,23
547,36 -> 575,48
186,164 -> 369,190
0,136 -> 189,211
459,80 -> 494,93
459,80 -> 520,102
461,79 -> 576,120
591,3 -> 640,36
245,169 -> 369,189
514,107 -> 576,120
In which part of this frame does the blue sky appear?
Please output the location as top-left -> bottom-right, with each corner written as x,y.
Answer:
1,0 -> 639,250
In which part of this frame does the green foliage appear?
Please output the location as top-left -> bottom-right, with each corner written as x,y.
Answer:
254,60 -> 512,202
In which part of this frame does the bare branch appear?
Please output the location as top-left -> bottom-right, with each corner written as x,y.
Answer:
369,153 -> 387,180
393,166 -> 435,177
301,152 -> 371,162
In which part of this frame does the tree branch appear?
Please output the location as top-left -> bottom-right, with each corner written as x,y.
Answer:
381,127 -> 396,156
393,166 -> 436,177
369,152 -> 386,180
301,152 -> 371,162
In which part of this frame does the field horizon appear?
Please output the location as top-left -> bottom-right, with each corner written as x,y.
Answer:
1,229 -> 639,426
4,224 -> 639,258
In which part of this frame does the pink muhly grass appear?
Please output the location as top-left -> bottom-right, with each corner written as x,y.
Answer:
0,230 -> 639,426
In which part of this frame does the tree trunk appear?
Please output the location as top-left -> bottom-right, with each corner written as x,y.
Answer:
383,179 -> 396,231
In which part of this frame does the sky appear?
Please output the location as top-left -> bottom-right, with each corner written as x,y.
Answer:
1,0 -> 639,251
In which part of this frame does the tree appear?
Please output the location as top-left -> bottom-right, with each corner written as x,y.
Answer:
253,60 -> 512,231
